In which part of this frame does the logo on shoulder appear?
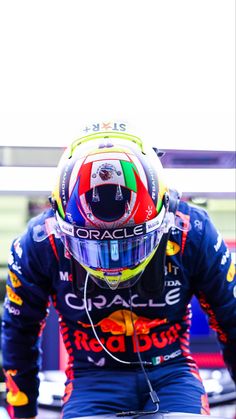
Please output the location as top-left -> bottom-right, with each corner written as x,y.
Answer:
221,248 -> 230,265
166,241 -> 180,256
6,285 -> 23,306
13,238 -> 23,258
214,232 -> 222,252
8,253 -> 22,275
8,271 -> 22,288
226,260 -> 235,282
4,300 -> 21,316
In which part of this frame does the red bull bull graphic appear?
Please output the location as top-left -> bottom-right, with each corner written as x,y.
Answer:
78,309 -> 167,336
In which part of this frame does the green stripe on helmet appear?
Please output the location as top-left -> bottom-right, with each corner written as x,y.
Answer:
120,160 -> 137,191
57,199 -> 65,218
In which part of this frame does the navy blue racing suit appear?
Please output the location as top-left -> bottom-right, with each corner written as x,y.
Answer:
1,201 -> 236,418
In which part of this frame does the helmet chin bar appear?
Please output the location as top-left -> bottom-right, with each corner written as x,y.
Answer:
103,272 -> 122,290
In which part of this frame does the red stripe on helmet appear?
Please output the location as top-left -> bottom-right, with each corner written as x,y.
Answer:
78,162 -> 93,195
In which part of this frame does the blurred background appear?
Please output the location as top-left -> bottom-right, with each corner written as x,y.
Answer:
0,0 -> 235,417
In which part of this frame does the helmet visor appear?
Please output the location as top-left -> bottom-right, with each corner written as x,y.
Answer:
60,227 -> 163,271
56,206 -> 167,274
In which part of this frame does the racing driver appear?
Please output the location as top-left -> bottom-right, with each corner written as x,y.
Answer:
1,123 -> 236,419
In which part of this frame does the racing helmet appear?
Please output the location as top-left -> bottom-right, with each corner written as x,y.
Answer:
51,130 -> 175,290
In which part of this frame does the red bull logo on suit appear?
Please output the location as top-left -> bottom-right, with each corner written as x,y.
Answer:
74,309 -> 182,354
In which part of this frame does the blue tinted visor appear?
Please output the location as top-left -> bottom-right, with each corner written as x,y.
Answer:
60,227 -> 164,271
56,206 -> 167,272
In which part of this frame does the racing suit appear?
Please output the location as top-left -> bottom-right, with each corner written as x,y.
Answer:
1,201 -> 236,418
